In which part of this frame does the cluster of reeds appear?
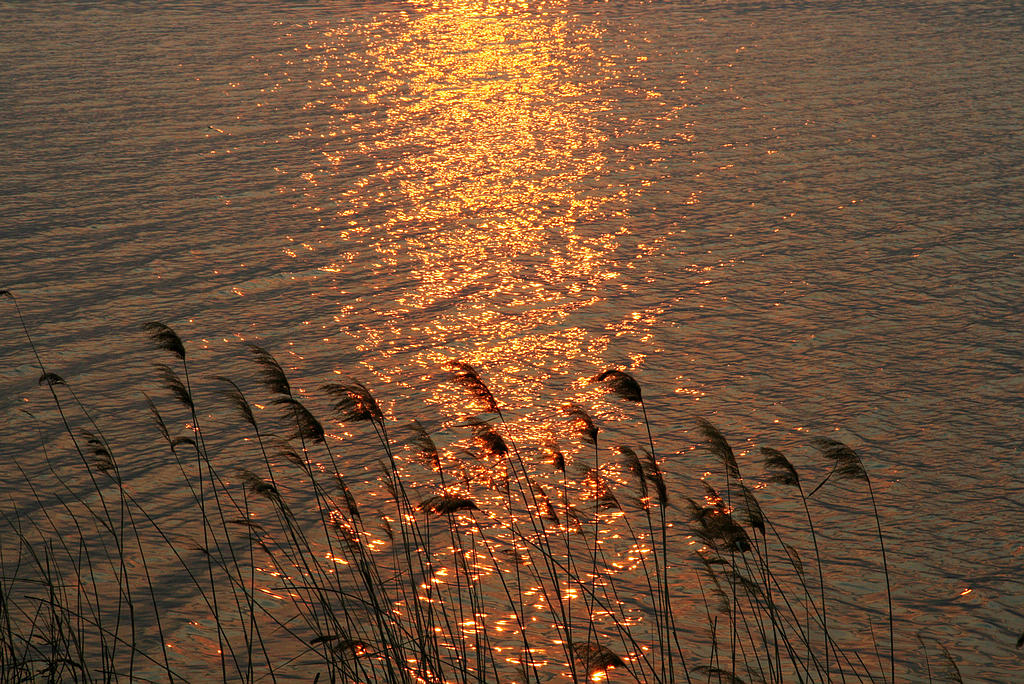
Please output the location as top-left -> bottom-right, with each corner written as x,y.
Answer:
0,291 -> 957,683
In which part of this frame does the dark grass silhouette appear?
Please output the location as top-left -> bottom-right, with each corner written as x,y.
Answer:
0,296 -> 955,683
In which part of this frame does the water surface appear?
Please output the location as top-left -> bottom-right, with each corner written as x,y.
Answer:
2,1 -> 1022,681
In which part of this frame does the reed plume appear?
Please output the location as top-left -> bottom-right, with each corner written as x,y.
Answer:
322,381 -> 384,424
643,451 -> 667,506
736,483 -> 765,536
82,430 -> 118,481
544,441 -> 566,471
238,468 -> 281,502
530,481 -> 559,523
143,321 -> 186,361
145,394 -> 173,446
38,371 -> 66,386
761,447 -> 799,487
407,420 -> 441,470
689,500 -> 751,553
694,666 -> 746,683
444,361 -> 499,414
564,404 -> 598,443
216,377 -> 256,428
418,494 -> 479,516
620,446 -> 648,500
335,475 -> 361,522
696,418 -> 741,479
592,368 -> 643,403
810,437 -> 893,684
571,642 -> 627,677
247,344 -> 292,396
470,419 -> 509,460
811,437 -> 867,484
271,397 -> 325,443
154,364 -> 193,409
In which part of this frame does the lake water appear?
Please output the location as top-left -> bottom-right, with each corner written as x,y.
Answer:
1,1 -> 1022,681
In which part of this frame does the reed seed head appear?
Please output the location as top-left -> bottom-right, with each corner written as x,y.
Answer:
470,419 -> 509,459
571,642 -> 626,676
783,543 -> 804,577
530,481 -> 559,523
812,436 -> 868,482
592,368 -> 643,403
38,372 -> 66,387
322,381 -> 384,424
697,418 -> 741,478
737,482 -> 765,535
761,446 -> 800,487
143,321 -> 186,360
407,420 -> 441,470
335,475 -> 361,521
582,466 -> 620,509
418,494 -> 479,516
694,665 -> 746,683
216,376 -> 256,427
618,445 -> 648,501
246,344 -> 291,396
543,441 -> 566,471
310,634 -> 367,659
641,449 -> 668,505
154,364 -> 193,410
444,360 -> 499,413
272,397 -> 325,443
144,394 -> 172,445
82,430 -> 118,481
238,468 -> 280,501
564,404 -> 598,443
689,499 -> 751,552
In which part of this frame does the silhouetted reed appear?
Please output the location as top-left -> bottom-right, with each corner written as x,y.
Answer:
0,297 -> 950,683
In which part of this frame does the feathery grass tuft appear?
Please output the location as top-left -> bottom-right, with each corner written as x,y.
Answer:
322,381 -> 384,424
469,419 -> 509,460
418,494 -> 479,516
216,377 -> 256,427
407,420 -> 441,470
696,418 -> 741,479
38,371 -> 66,386
444,361 -> 499,413
564,404 -> 598,443
154,364 -> 193,409
761,446 -> 799,487
143,321 -> 186,360
571,642 -> 627,676
811,437 -> 868,483
247,344 -> 291,396
544,442 -> 566,471
271,397 -> 325,443
593,368 -> 643,403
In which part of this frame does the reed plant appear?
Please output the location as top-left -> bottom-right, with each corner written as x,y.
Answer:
0,293 -> 949,683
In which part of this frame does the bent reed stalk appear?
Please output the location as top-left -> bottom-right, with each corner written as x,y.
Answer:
0,296 -> 936,683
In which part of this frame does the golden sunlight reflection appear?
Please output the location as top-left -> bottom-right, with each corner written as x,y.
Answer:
299,0 -> 671,419
281,0 -> 697,678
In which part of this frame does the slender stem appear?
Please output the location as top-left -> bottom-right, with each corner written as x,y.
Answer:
865,477 -> 894,684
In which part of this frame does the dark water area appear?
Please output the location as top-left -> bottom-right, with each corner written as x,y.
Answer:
2,1 -> 1023,681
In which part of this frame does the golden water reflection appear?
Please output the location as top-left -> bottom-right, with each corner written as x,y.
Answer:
304,1 -> 668,413
292,2 -> 687,678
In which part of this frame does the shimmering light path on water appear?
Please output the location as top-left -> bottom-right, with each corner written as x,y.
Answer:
1,1 -> 1022,681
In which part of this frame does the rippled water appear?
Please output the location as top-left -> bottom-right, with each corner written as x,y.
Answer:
2,1 -> 1022,681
